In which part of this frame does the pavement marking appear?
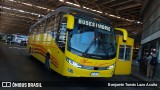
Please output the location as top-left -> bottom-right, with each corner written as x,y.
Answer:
21,48 -> 27,49
8,46 -> 26,49
9,47 -> 18,48
12,47 -> 18,48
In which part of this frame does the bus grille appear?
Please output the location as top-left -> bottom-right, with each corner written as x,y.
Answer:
82,66 -> 109,70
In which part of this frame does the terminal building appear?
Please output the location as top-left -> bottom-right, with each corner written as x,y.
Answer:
141,0 -> 160,79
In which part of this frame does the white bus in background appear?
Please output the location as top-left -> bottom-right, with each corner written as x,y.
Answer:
12,34 -> 28,45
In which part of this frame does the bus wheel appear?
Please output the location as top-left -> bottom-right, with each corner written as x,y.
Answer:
45,54 -> 51,71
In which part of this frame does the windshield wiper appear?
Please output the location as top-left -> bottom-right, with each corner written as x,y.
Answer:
82,40 -> 94,56
82,30 -> 97,56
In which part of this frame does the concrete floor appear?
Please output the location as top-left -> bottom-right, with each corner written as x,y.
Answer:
0,41 -> 156,90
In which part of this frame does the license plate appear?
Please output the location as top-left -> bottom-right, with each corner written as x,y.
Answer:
91,72 -> 99,76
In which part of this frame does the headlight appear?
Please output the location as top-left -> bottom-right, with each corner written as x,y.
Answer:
107,64 -> 115,69
66,57 -> 115,70
66,58 -> 82,68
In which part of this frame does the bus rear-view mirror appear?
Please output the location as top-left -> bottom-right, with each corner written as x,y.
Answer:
63,14 -> 74,30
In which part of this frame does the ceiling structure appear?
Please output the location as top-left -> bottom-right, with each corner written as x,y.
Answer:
0,0 -> 144,45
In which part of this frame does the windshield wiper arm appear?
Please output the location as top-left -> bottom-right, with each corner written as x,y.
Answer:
82,40 -> 94,56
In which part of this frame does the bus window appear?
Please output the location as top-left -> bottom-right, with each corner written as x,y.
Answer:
118,45 -> 132,60
30,26 -> 38,35
125,46 -> 132,60
29,28 -> 33,35
38,22 -> 45,34
67,17 -> 116,59
33,28 -> 38,35
46,14 -> 60,39
119,45 -> 125,60
56,17 -> 67,52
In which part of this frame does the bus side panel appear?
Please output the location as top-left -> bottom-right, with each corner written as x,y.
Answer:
49,49 -> 66,75
42,33 -> 65,74
28,32 -> 80,76
31,34 -> 46,64
32,53 -> 45,64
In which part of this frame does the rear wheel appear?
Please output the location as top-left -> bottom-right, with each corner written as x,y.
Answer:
45,54 -> 51,71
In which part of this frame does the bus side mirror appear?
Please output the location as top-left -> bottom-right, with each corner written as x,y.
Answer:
115,28 -> 128,41
63,14 -> 74,30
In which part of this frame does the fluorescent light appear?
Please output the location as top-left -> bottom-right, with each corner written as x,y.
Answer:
0,6 -> 44,17
66,1 -> 80,7
59,0 -> 64,2
8,0 -> 52,11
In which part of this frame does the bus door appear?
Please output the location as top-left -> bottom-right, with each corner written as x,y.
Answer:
114,36 -> 134,75
55,15 -> 68,60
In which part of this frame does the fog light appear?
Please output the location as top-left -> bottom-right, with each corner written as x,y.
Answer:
68,68 -> 73,73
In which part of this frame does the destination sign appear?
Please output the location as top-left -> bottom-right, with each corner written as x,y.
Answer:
78,19 -> 111,31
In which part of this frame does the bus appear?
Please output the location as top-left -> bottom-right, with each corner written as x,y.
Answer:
12,34 -> 28,45
27,6 -> 133,77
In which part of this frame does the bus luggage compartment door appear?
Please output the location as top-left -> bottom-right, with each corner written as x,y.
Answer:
114,36 -> 134,75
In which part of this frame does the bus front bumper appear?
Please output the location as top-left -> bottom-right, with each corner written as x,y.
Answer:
61,63 -> 114,77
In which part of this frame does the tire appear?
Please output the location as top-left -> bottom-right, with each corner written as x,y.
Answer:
45,54 -> 51,71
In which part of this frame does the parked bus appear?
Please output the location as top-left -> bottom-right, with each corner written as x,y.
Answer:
12,34 -> 28,45
27,6 -> 133,77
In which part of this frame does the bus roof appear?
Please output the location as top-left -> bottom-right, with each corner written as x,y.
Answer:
31,6 -> 112,29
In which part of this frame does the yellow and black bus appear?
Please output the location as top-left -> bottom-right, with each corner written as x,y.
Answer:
27,6 -> 134,77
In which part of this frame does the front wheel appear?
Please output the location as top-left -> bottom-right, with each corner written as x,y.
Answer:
45,54 -> 51,71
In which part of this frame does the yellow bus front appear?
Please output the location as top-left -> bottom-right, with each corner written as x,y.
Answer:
61,14 -> 116,77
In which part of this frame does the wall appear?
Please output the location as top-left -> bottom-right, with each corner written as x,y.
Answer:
141,0 -> 160,44
142,0 -> 160,79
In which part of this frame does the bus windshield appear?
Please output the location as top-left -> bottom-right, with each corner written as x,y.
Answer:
67,17 -> 116,60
